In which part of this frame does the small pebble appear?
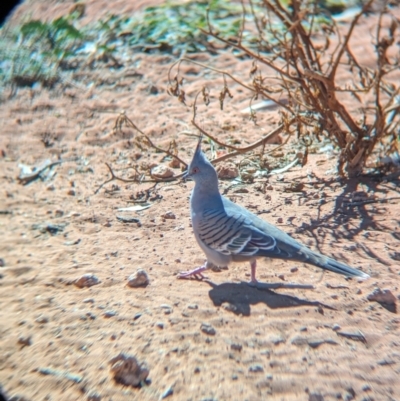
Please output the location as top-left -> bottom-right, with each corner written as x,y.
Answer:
149,85 -> 158,95
116,215 -> 140,224
290,267 -> 298,273
103,310 -> 117,318
0,258 -> 5,267
222,302 -> 237,312
160,386 -> 173,399
216,163 -> 239,179
377,358 -> 395,366
75,273 -> 100,288
162,211 -> 176,220
35,315 -> 49,324
346,387 -> 356,400
83,298 -> 95,304
230,343 -> 242,352
233,187 -> 249,193
200,323 -> 216,335
187,304 -> 198,310
156,322 -> 164,329
18,335 -> 32,346
151,165 -> 174,179
271,335 -> 285,345
87,391 -> 101,401
127,269 -> 149,288
277,217 -> 283,224
332,324 -> 341,331
249,364 -> 264,373
86,312 -> 96,320
109,352 -> 149,387
160,304 -> 173,314
361,384 -> 371,392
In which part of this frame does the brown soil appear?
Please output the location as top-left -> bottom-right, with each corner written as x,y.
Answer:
1,2 -> 400,401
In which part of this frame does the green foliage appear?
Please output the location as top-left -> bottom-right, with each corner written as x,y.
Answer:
95,0 -> 247,53
0,0 -> 361,96
20,17 -> 84,62
0,15 -> 86,94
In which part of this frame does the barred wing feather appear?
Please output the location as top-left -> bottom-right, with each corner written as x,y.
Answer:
199,209 -> 276,256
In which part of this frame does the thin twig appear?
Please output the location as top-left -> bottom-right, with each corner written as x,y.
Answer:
114,111 -> 188,167
94,163 -> 185,195
328,0 -> 374,80
336,331 -> 367,343
209,123 -> 290,164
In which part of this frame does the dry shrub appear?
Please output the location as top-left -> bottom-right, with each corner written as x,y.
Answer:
169,0 -> 400,176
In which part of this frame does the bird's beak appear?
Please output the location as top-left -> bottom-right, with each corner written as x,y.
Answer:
182,170 -> 192,181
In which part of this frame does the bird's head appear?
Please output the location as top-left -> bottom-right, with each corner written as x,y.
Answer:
184,136 -> 218,186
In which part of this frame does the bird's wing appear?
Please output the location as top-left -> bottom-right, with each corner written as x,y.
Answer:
198,208 -> 277,256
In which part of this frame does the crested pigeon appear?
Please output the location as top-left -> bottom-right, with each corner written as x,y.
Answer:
179,138 -> 370,283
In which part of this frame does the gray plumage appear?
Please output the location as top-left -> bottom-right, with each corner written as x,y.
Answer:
179,138 -> 370,282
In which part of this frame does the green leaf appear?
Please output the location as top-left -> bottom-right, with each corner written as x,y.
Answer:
52,17 -> 83,40
21,20 -> 49,37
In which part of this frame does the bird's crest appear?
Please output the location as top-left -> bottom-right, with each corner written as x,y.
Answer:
191,134 -> 209,166
194,134 -> 203,157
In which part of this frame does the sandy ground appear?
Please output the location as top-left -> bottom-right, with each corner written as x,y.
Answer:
1,1 -> 400,401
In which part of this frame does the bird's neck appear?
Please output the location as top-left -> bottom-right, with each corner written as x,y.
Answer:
191,182 -> 223,214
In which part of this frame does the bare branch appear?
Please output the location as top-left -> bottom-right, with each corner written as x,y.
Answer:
114,111 -> 188,168
328,0 -> 374,80
94,163 -> 185,195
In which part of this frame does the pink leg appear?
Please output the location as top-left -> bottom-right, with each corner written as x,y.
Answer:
250,260 -> 258,283
178,262 -> 208,280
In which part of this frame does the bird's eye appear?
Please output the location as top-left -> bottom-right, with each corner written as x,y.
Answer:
192,167 -> 199,174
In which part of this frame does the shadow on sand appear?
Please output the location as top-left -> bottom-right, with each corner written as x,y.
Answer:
205,280 -> 334,316
292,173 -> 400,268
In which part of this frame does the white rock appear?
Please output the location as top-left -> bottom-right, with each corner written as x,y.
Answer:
74,273 -> 100,288
200,322 -> 216,335
109,352 -> 149,387
162,211 -> 176,219
151,165 -> 174,179
127,269 -> 149,288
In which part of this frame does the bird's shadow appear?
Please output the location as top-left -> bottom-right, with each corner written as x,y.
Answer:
204,280 -> 334,316
294,172 -> 400,264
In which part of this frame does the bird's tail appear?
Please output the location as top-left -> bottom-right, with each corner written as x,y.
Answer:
299,248 -> 370,279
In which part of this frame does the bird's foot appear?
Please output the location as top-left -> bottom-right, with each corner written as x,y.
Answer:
248,278 -> 258,287
178,265 -> 208,280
